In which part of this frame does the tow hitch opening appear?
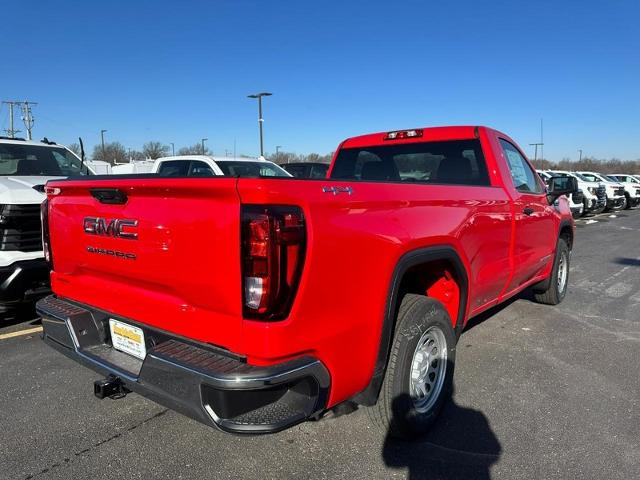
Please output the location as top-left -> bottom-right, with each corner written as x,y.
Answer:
94,375 -> 129,399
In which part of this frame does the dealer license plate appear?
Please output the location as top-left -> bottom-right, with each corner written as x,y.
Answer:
109,319 -> 147,360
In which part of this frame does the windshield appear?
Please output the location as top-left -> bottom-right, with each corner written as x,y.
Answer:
216,161 -> 291,177
575,172 -> 595,182
0,143 -> 90,176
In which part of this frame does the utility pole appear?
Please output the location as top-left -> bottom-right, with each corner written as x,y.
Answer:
529,143 -> 543,162
170,142 -> 175,156
100,130 -> 107,160
20,101 -> 37,140
201,138 -> 208,155
2,101 -> 22,138
276,145 -> 282,155
247,92 -> 272,158
578,149 -> 583,162
540,118 -> 544,161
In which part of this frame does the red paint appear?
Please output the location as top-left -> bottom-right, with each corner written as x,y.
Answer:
46,126 -> 574,408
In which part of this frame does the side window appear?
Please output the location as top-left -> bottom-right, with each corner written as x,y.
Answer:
189,161 -> 215,177
157,160 -> 189,176
499,139 -> 543,193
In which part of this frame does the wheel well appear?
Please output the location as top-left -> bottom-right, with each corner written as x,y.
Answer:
397,260 -> 461,330
352,246 -> 469,406
560,224 -> 573,250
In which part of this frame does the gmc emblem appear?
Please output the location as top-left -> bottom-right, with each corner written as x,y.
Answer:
83,217 -> 139,240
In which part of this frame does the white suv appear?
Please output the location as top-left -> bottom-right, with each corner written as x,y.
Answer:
0,136 -> 94,314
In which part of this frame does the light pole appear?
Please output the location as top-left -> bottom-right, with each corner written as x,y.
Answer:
247,92 -> 272,158
276,145 -> 282,155
100,129 -> 107,160
578,149 -> 583,162
170,142 -> 175,156
201,138 -> 208,155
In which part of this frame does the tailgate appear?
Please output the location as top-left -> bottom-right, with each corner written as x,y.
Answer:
46,176 -> 243,350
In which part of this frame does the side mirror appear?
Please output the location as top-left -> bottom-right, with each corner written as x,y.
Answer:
547,176 -> 578,204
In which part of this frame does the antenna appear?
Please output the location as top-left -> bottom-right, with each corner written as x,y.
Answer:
79,137 -> 87,173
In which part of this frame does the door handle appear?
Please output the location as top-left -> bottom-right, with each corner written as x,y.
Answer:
523,207 -> 534,216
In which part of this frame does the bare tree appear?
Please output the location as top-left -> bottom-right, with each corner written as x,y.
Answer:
268,151 -> 333,165
67,143 -> 82,157
142,141 -> 170,159
177,143 -> 211,155
532,157 -> 640,175
92,142 -> 127,165
129,150 -> 146,161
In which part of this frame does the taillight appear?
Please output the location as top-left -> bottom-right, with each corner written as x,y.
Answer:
40,198 -> 53,267
241,205 -> 306,320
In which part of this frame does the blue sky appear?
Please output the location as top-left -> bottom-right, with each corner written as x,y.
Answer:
2,0 -> 638,160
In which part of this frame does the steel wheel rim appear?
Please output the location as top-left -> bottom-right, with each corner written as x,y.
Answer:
557,251 -> 568,293
409,326 -> 447,413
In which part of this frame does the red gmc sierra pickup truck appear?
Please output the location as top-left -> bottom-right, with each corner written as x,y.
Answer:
37,126 -> 577,438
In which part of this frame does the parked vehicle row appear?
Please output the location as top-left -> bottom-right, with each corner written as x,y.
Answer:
536,169 -> 640,218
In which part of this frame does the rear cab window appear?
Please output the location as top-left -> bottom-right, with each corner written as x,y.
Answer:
330,139 -> 490,186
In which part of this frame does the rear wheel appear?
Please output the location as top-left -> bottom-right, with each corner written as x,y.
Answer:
367,294 -> 456,439
533,237 -> 570,305
624,193 -> 631,210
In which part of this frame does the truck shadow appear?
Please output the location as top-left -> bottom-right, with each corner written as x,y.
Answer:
382,387 -> 501,480
614,257 -> 640,267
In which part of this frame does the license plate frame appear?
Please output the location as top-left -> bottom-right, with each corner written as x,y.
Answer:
109,319 -> 147,360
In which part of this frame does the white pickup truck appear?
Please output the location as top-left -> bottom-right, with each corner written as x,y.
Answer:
151,155 -> 291,177
537,170 -> 585,218
607,174 -> 640,209
576,171 -> 627,211
545,170 -> 606,215
0,136 -> 95,314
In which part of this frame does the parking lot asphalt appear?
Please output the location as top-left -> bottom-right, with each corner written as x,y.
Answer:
1,211 -> 639,480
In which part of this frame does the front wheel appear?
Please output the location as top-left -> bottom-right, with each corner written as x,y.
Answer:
533,237 -> 570,305
367,294 -> 456,439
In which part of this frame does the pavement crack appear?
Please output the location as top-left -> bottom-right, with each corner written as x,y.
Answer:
23,408 -> 169,480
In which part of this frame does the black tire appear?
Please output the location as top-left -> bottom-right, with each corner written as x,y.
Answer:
367,294 -> 456,439
533,238 -> 570,305
624,193 -> 631,210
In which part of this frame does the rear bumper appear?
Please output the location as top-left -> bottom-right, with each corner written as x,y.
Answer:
0,259 -> 50,310
37,295 -> 330,434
